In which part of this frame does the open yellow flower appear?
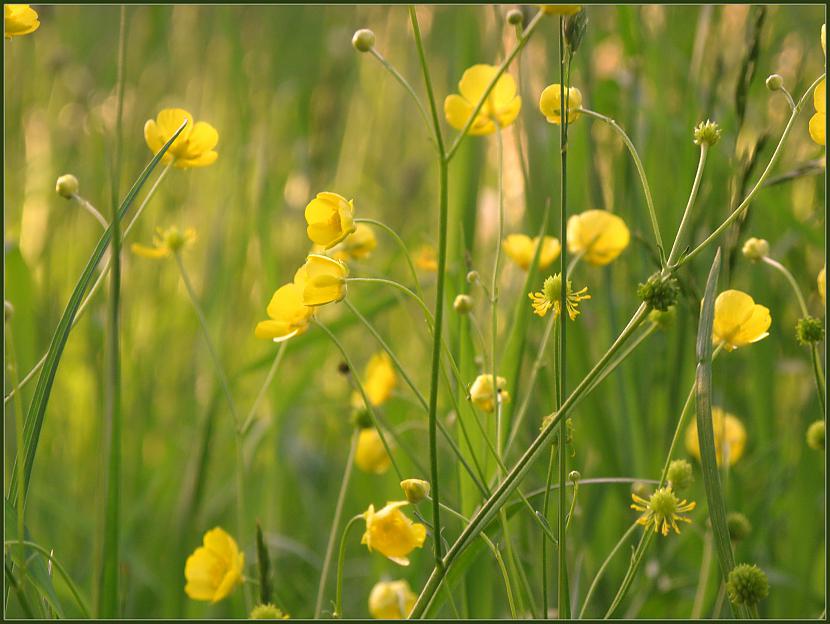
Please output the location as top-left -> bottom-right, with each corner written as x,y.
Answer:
304,192 -> 356,249
184,527 -> 244,602
415,245 -> 438,272
144,108 -> 219,168
5,4 -> 39,38
539,84 -> 582,125
255,282 -> 314,343
818,266 -> 826,306
355,428 -> 392,475
685,406 -> 747,466
810,79 -> 826,146
333,223 -> 377,261
444,64 -> 522,136
296,254 -> 349,307
131,226 -> 196,260
368,579 -> 417,619
503,234 -> 561,271
362,352 -> 397,407
711,289 -> 771,351
540,5 -> 582,15
631,486 -> 696,537
469,374 -> 510,413
567,210 -> 630,266
361,501 -> 426,566
529,273 -> 590,320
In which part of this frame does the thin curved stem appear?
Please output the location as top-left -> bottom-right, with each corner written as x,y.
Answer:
354,217 -> 423,299
71,194 -> 110,230
492,126 -> 505,462
240,341 -> 288,436
332,514 -> 363,618
577,521 -> 638,619
347,277 -> 432,321
667,145 -> 708,266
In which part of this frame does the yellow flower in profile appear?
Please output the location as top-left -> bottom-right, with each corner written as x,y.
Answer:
255,282 -> 314,343
144,108 -> 219,168
711,290 -> 771,351
685,406 -> 747,467
304,192 -> 356,249
529,273 -> 590,320
5,4 -> 39,38
540,5 -> 582,15
567,210 -> 630,266
415,245 -> 438,272
355,428 -> 392,475
469,374 -> 510,413
809,79 -> 825,146
333,223 -> 377,261
131,226 -> 197,260
444,64 -> 522,136
400,478 -> 430,504
361,501 -> 427,566
368,579 -> 417,619
296,254 -> 349,307
184,527 -> 244,602
818,266 -> 826,306
630,486 -> 696,536
502,234 -> 561,271
539,84 -> 583,125
362,352 -> 397,407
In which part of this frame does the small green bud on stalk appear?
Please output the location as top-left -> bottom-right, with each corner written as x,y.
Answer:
506,9 -> 523,26
466,270 -> 480,284
453,294 -> 474,314
666,459 -> 693,492
352,29 -> 375,53
765,74 -> 784,91
350,407 -> 373,430
741,237 -> 769,261
726,512 -> 752,542
807,420 -> 825,451
564,9 -> 588,53
568,470 -> 581,483
55,174 -> 79,199
400,478 -> 430,503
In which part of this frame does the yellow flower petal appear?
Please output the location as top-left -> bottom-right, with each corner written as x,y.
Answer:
131,243 -> 170,259
355,428 -> 392,474
5,4 -> 40,39
369,580 -> 417,620
815,79 -> 826,115
711,289 -> 771,351
184,527 -> 244,603
539,84 -> 582,124
363,352 -> 397,407
567,210 -> 629,265
444,94 -> 494,135
685,406 -> 747,466
809,112 -> 826,146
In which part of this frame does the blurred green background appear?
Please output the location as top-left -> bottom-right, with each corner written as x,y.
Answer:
3,4 -> 826,619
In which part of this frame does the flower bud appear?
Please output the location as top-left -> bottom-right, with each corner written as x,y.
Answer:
795,316 -> 824,345
400,478 -> 430,503
568,470 -> 581,483
637,272 -> 679,312
666,459 -> 693,492
4,300 -> 14,323
466,270 -> 480,284
506,9 -> 524,25
352,28 -> 375,53
765,74 -> 783,91
693,119 -> 722,146
250,603 -> 289,619
726,563 -> 769,607
453,294 -> 474,314
55,174 -> 79,199
741,237 -> 769,261
648,305 -> 676,330
807,419 -> 825,451
726,512 -> 752,542
564,9 -> 588,53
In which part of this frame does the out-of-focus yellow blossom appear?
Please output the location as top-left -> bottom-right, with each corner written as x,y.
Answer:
415,245 -> 438,272
818,266 -> 826,306
540,5 -> 582,15
249,604 -> 290,619
809,79 -> 825,146
469,374 -> 510,413
711,290 -> 771,351
567,210 -> 630,265
529,273 -> 590,320
255,282 -> 314,343
822,24 -> 826,56
332,223 -> 377,262
4,5 -> 39,39
296,254 -> 348,306
184,527 -> 244,602
539,84 -> 582,125
502,234 -> 561,270
631,486 -> 696,536
444,64 -> 522,136
368,580 -> 417,619
304,192 -> 356,249
131,226 -> 197,259
400,479 -> 430,504
685,407 -> 747,466
144,108 -> 219,168
361,501 -> 427,566
355,428 -> 392,475
363,352 -> 397,406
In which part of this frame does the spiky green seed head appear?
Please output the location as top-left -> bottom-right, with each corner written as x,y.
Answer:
667,459 -> 693,492
795,316 -> 824,345
249,603 -> 289,619
726,512 -> 752,542
807,420 -> 825,451
726,563 -> 769,607
693,119 -> 722,146
637,273 -> 680,311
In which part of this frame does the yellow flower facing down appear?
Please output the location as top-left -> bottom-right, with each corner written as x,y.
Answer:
567,210 -> 630,265
540,5 -> 582,15
529,273 -> 590,320
631,486 -> 696,537
809,79 -> 825,146
296,254 -> 349,307
502,234 -> 561,270
818,266 -> 826,306
304,192 -> 356,249
355,428 -> 392,475
444,64 -> 522,136
255,283 -> 314,343
361,501 -> 427,566
368,579 -> 417,619
539,84 -> 583,125
332,223 -> 377,261
5,4 -> 39,38
469,374 -> 510,413
362,352 -> 397,407
415,245 -> 438,272
685,406 -> 747,467
184,527 -> 244,603
131,226 -> 197,260
144,108 -> 219,168
711,289 -> 771,351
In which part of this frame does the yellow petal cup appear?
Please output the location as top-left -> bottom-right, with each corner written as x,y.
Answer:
144,108 -> 219,168
539,84 -> 582,125
685,407 -> 747,466
368,580 -> 417,619
5,4 -> 39,38
297,254 -> 349,307
184,527 -> 244,603
444,64 -> 522,136
711,290 -> 771,351
502,234 -> 561,270
567,210 -> 630,266
304,191 -> 356,249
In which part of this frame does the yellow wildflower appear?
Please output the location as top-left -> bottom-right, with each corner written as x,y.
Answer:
818,266 -> 825,306
711,289 -> 771,351
540,5 -> 582,15
355,428 -> 392,475
444,64 -> 522,136
685,406 -> 747,466
332,223 -> 377,261
131,226 -> 196,259
567,210 -> 630,265
144,108 -> 219,168
631,486 -> 696,536
529,273 -> 590,320
304,192 -> 356,249
502,234 -> 561,270
361,501 -> 427,566
415,244 -> 438,272
539,84 -> 582,125
255,282 -> 314,343
362,352 -> 397,407
296,254 -> 349,307
4,5 -> 39,39
809,79 -> 825,146
184,527 -> 244,602
368,580 -> 417,619
469,374 -> 510,413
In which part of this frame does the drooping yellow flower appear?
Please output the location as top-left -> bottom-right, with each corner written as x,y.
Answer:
362,352 -> 397,407
444,64 -> 522,136
502,234 -> 561,271
469,374 -> 510,413
184,527 -> 244,602
296,254 -> 349,307
567,210 -> 630,265
685,406 -> 747,467
131,226 -> 197,260
818,266 -> 826,306
539,84 -> 583,125
144,108 -> 219,168
415,245 -> 438,272
4,5 -> 39,39
368,579 -> 417,619
529,273 -> 591,320
711,289 -> 771,351
361,501 -> 427,566
304,192 -> 356,249
255,283 -> 314,343
540,5 -> 582,15
809,79 -> 825,146
355,428 -> 392,475
332,223 -> 377,261
630,486 -> 696,537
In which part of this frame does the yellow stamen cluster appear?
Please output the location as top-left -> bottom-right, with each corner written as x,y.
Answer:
630,486 -> 696,536
529,273 -> 590,320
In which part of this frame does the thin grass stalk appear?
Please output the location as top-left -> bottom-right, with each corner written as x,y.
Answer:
578,521 -> 638,618
667,144 -> 709,265
240,341 -> 288,436
354,217 -> 424,299
332,514 -> 363,618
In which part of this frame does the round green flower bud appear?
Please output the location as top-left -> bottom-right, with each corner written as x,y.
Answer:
741,237 -> 769,262
667,459 -> 693,492
726,563 -> 769,607
249,603 -> 289,619
400,478 -> 430,503
693,119 -> 722,146
648,305 -> 676,330
55,174 -> 79,199
466,270 -> 480,284
4,300 -> 14,323
765,74 -> 784,91
726,512 -> 752,542
637,273 -> 680,312
795,316 -> 824,345
453,294 -> 474,314
350,407 -> 373,430
807,420 -> 825,451
568,470 -> 581,483
506,9 -> 524,25
351,28 -> 375,53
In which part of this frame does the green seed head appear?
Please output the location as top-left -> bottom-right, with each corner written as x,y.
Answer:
506,9 -> 524,25
249,603 -> 289,619
350,407 -> 373,430
351,28 -> 375,53
726,512 -> 752,542
648,487 -> 680,518
648,305 -> 676,330
543,274 -> 563,303
637,272 -> 680,311
807,420 -> 825,451
726,563 -> 769,607
568,470 -> 581,483
765,74 -> 784,91
453,294 -> 474,314
667,459 -> 693,492
55,174 -> 79,199
795,316 -> 824,345
693,119 -> 722,146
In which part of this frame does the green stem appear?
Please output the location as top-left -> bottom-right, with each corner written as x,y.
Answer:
690,529 -> 714,618
578,521 -> 638,619
240,341 -> 288,436
354,217 -> 424,299
347,277 -> 432,321
6,328 -> 27,563
492,126 -> 505,463
71,194 -> 110,229
667,145 -> 708,266
332,515 -> 363,618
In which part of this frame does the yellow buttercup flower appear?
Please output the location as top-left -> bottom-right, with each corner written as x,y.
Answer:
502,234 -> 561,271
368,580 -> 417,619
144,108 -> 219,168
304,192 -> 356,249
539,84 -> 582,125
5,4 -> 39,38
131,226 -> 196,260
444,64 -> 522,136
296,254 -> 349,307
415,245 -> 438,272
400,478 -> 430,504
255,282 -> 314,343
809,79 -> 825,146
333,223 -> 377,261
540,5 -> 582,15
818,266 -> 825,306
184,527 -> 244,602
361,501 -> 427,566
631,486 -> 696,537
685,406 -> 747,466
529,273 -> 590,320
711,289 -> 771,351
567,210 -> 630,266
355,428 -> 392,475
469,374 -> 510,413
363,352 -> 397,407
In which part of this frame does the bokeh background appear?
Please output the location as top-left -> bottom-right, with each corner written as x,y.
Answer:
3,4 -> 826,619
